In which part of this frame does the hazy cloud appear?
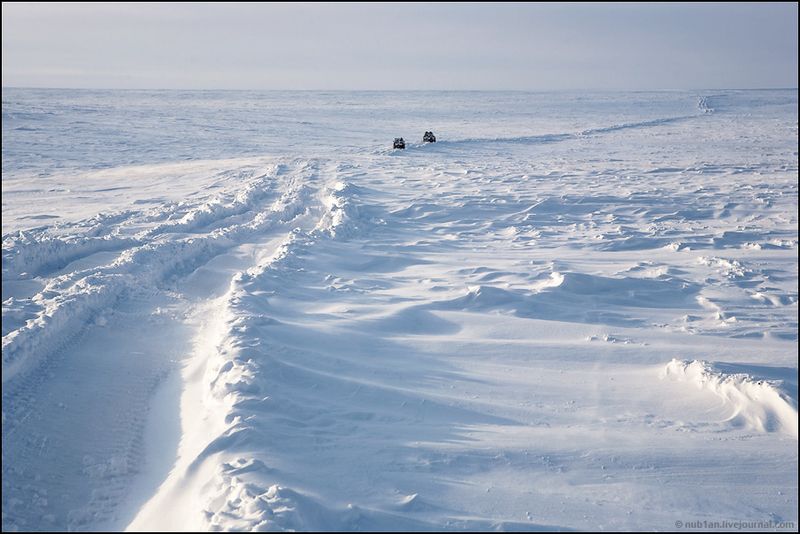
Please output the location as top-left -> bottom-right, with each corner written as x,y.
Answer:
2,2 -> 797,90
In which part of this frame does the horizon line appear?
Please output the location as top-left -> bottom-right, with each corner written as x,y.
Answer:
3,86 -> 798,93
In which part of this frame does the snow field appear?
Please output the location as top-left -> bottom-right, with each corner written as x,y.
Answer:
2,90 -> 797,531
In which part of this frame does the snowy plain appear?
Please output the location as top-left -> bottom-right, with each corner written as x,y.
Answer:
2,89 -> 798,531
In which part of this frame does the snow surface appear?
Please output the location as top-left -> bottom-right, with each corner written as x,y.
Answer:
2,89 -> 798,531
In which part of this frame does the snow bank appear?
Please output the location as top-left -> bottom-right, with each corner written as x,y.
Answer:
662,359 -> 798,438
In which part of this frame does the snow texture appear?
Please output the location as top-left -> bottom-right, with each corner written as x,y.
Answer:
2,89 -> 798,531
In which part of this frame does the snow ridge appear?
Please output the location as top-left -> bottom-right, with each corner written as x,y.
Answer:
194,174 -> 377,529
662,358 -> 798,438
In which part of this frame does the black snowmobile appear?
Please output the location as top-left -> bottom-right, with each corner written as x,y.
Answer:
423,131 -> 436,143
393,137 -> 406,149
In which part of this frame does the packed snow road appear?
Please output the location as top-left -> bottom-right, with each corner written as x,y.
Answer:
2,90 -> 798,531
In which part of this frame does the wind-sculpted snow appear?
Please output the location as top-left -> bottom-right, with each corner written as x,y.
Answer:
2,90 -> 798,531
434,272 -> 703,328
662,359 -> 797,438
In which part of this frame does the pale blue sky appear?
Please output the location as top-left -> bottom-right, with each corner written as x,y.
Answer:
2,2 -> 797,90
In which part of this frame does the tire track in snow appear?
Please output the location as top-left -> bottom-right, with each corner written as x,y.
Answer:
127,160 -> 571,531
2,161 -> 316,385
1,160 -> 322,531
127,162 -> 424,530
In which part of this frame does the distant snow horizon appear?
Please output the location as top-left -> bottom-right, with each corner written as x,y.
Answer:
3,86 -> 799,92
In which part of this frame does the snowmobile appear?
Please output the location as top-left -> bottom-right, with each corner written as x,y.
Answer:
393,137 -> 406,149
423,131 -> 436,143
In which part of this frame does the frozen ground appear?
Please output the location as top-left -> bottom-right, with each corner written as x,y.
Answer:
2,89 -> 798,531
